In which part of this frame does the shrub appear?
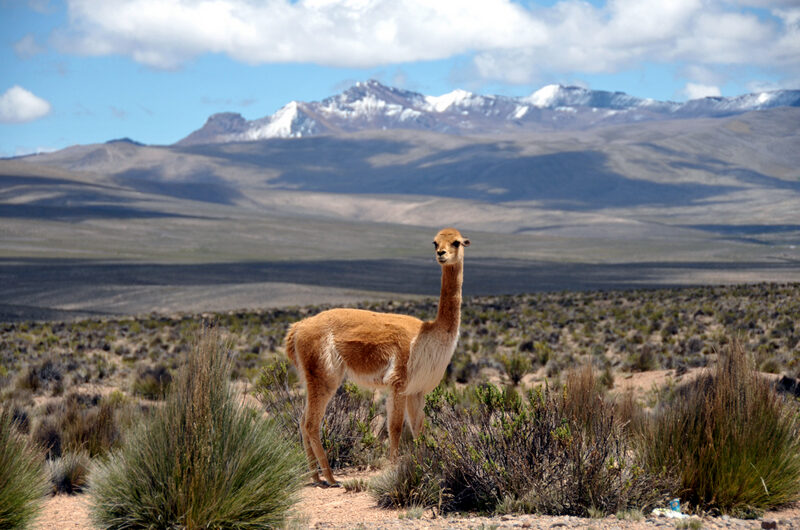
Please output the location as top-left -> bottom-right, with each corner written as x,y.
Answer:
47,451 -> 91,494
499,351 -> 532,385
60,396 -> 120,457
9,403 -> 30,435
33,393 -> 121,458
16,358 -> 63,394
256,358 -> 385,470
131,363 -> 172,400
89,327 -> 305,529
639,340 -> 800,517
376,372 -> 675,516
0,407 -> 49,528
32,417 -> 62,459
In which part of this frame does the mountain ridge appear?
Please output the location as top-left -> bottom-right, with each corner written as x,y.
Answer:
177,80 -> 800,145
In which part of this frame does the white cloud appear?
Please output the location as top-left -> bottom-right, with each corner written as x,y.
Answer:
0,86 -> 52,123
683,82 -> 722,99
58,0 -> 545,69
55,0 -> 800,84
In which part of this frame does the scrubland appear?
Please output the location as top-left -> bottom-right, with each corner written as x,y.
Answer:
1,282 -> 799,528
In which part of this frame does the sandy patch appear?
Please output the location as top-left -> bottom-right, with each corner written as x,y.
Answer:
32,494 -> 93,530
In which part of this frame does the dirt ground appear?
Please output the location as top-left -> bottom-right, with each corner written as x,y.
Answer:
31,470 -> 800,530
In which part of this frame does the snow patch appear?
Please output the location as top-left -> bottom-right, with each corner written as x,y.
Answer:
424,89 -> 477,112
514,105 -> 529,119
242,101 -> 315,139
756,92 -> 772,105
526,84 -> 564,108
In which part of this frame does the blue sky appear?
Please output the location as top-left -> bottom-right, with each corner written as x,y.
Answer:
1,0 -> 799,157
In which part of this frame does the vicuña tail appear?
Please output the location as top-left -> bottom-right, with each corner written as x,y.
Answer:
284,323 -> 299,367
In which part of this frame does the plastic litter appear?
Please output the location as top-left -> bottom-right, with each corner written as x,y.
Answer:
651,508 -> 689,519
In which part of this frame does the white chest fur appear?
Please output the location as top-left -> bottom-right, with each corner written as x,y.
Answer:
404,326 -> 459,395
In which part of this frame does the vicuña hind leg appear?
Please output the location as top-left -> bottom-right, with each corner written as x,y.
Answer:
405,392 -> 425,438
303,380 -> 340,485
300,411 -> 321,483
387,389 -> 407,461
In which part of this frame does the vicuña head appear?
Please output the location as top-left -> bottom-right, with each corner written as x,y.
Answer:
285,227 -> 469,485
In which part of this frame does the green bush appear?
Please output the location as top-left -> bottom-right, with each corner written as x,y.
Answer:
640,340 -> 800,517
89,328 -> 306,529
499,351 -> 532,385
0,407 -> 49,528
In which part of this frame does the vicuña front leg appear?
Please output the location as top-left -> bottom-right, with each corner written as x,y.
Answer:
405,392 -> 426,438
387,389 -> 407,461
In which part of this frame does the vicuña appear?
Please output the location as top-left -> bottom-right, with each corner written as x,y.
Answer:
285,227 -> 469,485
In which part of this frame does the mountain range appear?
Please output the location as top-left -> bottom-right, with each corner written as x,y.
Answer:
2,81 -> 800,319
178,80 -> 800,145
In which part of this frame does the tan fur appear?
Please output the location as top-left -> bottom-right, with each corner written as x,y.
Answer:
285,227 -> 470,485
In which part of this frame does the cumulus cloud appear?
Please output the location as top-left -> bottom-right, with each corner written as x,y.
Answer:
0,86 -> 52,123
57,0 -> 544,69
683,82 -> 722,99
55,0 -> 800,84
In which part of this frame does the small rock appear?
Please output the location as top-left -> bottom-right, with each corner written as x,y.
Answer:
761,520 -> 778,529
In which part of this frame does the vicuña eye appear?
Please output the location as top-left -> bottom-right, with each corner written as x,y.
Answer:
452,241 -> 461,248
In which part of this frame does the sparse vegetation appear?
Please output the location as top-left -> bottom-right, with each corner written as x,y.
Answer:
89,327 -> 306,529
0,283 -> 799,525
2,284 -> 799,402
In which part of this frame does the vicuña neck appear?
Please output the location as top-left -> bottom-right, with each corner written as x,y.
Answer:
433,262 -> 463,334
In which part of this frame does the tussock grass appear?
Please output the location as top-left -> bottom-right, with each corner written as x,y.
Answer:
640,339 -> 800,517
89,327 -> 306,529
371,439 -> 444,510
341,477 -> 370,493
47,451 -> 90,494
0,407 -> 49,528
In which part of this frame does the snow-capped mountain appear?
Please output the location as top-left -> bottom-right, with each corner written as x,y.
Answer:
177,80 -> 800,145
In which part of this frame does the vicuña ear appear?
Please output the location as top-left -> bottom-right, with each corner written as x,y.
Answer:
462,238 -> 471,247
